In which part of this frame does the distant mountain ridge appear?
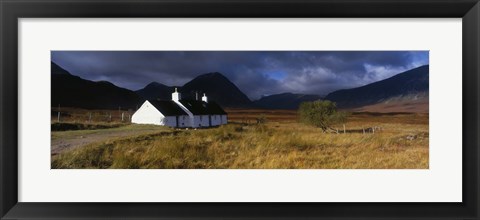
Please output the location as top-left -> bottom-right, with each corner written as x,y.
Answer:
325,65 -> 429,109
52,61 -> 429,112
253,93 -> 323,110
51,62 -> 143,110
52,62 -> 255,109
136,82 -> 176,101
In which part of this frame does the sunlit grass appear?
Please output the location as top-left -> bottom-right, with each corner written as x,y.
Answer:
52,114 -> 428,169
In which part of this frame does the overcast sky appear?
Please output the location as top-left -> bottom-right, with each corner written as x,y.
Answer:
51,51 -> 428,100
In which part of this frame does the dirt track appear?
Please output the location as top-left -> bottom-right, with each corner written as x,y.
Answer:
51,125 -> 167,155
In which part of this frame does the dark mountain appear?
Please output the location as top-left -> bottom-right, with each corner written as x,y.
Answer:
51,62 -> 71,75
254,93 -> 322,109
325,65 -> 429,109
137,72 -> 253,108
136,82 -> 176,100
51,62 -> 144,110
180,72 -> 252,108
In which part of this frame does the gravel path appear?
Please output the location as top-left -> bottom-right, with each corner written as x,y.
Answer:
51,125 -> 168,155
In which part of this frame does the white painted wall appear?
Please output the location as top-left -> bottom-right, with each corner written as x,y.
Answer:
221,115 -> 228,125
210,115 -> 222,126
132,101 -> 166,126
191,115 -> 202,128
177,115 -> 190,128
198,115 -> 210,127
161,116 -> 178,127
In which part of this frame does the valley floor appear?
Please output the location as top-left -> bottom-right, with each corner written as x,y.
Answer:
51,110 -> 429,169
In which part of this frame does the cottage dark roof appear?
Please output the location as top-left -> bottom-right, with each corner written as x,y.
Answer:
179,100 -> 209,115
179,100 -> 227,115
205,102 -> 227,115
148,100 -> 188,116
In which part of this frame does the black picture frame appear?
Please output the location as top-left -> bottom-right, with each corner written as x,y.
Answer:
1,0 -> 479,219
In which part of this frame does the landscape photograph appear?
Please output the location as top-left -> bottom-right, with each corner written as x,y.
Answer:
51,51 -> 429,169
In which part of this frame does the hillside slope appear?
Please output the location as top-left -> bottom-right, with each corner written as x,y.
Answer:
51,62 -> 143,110
325,65 -> 429,109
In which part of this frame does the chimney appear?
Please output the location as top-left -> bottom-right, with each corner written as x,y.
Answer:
172,87 -> 181,102
202,93 -> 208,103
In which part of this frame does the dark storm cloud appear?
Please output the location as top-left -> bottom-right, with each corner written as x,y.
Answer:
51,51 -> 428,100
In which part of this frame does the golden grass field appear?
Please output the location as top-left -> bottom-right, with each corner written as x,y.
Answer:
51,108 -> 429,169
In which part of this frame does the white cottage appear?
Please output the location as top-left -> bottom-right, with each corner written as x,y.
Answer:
132,88 -> 228,128
131,100 -> 189,127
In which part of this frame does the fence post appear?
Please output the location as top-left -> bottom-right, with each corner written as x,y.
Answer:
363,128 -> 365,134
57,104 -> 61,122
121,112 -> 124,122
343,124 -> 346,134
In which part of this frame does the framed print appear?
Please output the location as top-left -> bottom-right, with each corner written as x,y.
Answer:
1,0 -> 479,219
